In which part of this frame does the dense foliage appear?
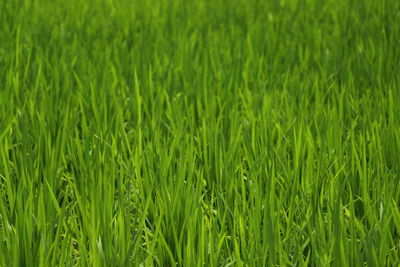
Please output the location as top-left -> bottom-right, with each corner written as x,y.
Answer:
0,0 -> 399,266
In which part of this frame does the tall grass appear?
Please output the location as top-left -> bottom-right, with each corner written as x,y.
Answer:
0,0 -> 399,266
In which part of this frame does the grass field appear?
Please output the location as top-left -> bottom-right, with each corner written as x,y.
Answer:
1,0 -> 400,266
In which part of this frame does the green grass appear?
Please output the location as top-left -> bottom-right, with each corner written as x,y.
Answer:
0,0 -> 399,266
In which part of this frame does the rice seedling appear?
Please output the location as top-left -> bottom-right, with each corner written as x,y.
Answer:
0,0 -> 399,266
